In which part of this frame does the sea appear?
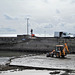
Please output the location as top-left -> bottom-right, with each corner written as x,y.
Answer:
0,51 -> 33,65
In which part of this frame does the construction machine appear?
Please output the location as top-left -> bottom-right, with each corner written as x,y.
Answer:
46,43 -> 70,58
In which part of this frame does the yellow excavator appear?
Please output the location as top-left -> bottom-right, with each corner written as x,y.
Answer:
46,43 -> 70,58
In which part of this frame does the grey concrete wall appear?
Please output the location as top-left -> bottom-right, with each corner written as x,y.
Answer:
0,36 -> 75,53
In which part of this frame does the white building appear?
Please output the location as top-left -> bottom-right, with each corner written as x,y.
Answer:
54,32 -> 74,37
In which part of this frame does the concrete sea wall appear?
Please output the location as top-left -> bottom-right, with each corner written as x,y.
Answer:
0,36 -> 75,53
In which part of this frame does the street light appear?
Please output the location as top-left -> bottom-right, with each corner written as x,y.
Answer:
27,18 -> 29,35
44,31 -> 46,37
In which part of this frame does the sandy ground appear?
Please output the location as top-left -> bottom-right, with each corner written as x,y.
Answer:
10,54 -> 75,70
0,54 -> 75,75
0,69 -> 75,75
0,69 -> 67,75
0,70 -> 55,75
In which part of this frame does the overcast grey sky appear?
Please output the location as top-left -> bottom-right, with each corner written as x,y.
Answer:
0,0 -> 75,36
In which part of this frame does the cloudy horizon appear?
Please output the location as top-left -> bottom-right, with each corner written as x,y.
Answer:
0,0 -> 75,37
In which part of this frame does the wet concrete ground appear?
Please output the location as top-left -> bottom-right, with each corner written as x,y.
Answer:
10,54 -> 75,70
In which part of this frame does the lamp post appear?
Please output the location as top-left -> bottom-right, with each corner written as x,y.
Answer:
44,31 -> 46,37
27,18 -> 29,35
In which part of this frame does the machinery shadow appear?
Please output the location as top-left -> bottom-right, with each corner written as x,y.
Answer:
49,56 -> 71,60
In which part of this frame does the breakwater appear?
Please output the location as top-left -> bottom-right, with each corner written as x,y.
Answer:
0,35 -> 75,53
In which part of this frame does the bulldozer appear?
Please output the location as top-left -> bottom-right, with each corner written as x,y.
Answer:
46,43 -> 70,58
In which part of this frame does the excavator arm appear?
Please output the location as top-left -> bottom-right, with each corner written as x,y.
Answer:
63,43 -> 70,55
64,43 -> 70,53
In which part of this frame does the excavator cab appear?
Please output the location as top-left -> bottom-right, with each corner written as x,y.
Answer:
56,45 -> 64,52
55,45 -> 64,57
